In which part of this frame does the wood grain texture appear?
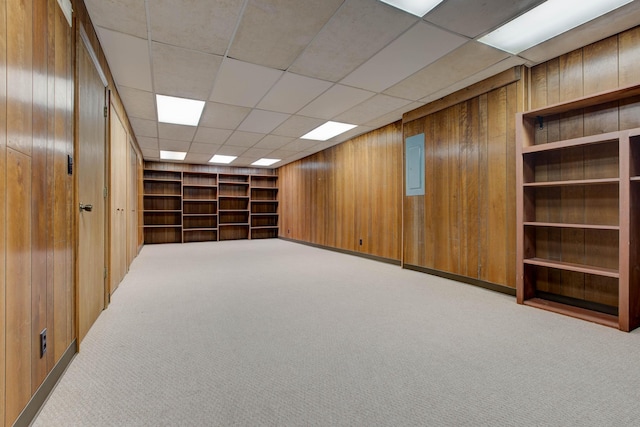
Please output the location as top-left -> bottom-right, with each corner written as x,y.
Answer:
486,86 -> 508,286
53,4 -> 73,362
583,36 -> 619,96
0,0 -> 7,422
278,122 -> 402,261
31,0 -> 48,393
6,148 -> 32,426
619,26 -> 640,87
110,107 -> 128,295
6,0 -> 32,156
77,39 -> 106,344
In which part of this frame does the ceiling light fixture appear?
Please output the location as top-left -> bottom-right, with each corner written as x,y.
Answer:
209,155 -> 237,164
160,150 -> 187,161
251,158 -> 281,167
156,94 -> 206,126
378,0 -> 445,17
478,0 -> 633,54
301,121 -> 357,141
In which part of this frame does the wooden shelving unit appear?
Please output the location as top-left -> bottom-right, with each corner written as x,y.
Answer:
516,84 -> 640,331
143,164 -> 278,244
250,175 -> 279,239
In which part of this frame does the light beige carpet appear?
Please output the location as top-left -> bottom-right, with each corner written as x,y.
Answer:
33,239 -> 640,426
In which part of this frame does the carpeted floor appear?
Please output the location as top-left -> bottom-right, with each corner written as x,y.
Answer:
33,239 -> 640,426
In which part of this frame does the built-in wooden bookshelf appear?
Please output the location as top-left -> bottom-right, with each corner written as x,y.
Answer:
516,84 -> 640,331
143,162 -> 278,244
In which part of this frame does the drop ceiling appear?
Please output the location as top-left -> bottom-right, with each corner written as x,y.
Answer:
84,0 -> 640,168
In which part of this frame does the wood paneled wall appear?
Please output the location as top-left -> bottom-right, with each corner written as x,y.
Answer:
0,0 -> 143,425
279,122 -> 403,262
530,29 -> 640,120
1,1 -> 74,424
403,80 -> 523,288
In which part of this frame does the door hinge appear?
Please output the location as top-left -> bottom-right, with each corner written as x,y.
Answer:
104,187 -> 108,198
104,106 -> 108,117
104,267 -> 107,279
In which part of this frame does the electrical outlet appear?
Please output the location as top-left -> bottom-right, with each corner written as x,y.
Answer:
40,328 -> 47,358
359,239 -> 363,246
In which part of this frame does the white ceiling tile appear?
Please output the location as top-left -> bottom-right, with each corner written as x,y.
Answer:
253,135 -> 295,150
268,149 -> 297,158
118,86 -> 156,120
237,110 -> 291,134
193,127 -> 233,144
363,101 -> 424,128
148,0 -> 244,55
158,139 -> 191,151
225,131 -> 265,147
152,42 -> 222,100
257,73 -> 332,114
281,139 -> 319,152
424,0 -> 544,38
518,1 -> 640,64
298,84 -> 375,120
141,148 -> 160,159
284,152 -> 313,163
96,28 -> 152,91
158,123 -> 197,141
420,56 -> 525,104
340,22 -> 467,92
199,102 -> 251,130
216,145 -> 249,156
129,118 -> 158,138
210,59 -> 283,107
185,153 -> 215,164
85,1 -> 147,38
243,147 -> 274,158
334,94 -> 412,125
289,0 -> 417,82
329,125 -> 373,143
230,157 -> 256,167
384,41 -> 510,101
137,136 -> 159,149
228,0 -> 344,69
272,115 -> 325,138
189,143 -> 221,155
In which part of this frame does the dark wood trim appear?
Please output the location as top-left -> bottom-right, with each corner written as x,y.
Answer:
13,340 -> 77,427
402,67 -> 522,123
403,264 -> 517,296
279,237 -> 401,266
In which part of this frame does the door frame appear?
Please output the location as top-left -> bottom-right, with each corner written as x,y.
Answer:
74,23 -> 109,348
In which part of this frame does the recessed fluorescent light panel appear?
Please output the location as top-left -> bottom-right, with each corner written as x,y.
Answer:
209,155 -> 237,164
478,0 -> 633,54
301,121 -> 357,141
251,158 -> 281,167
156,94 -> 205,126
378,0 -> 445,17
160,150 -> 187,161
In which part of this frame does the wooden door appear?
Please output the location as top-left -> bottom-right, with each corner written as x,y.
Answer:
109,106 -> 127,295
128,142 -> 138,266
77,36 -> 106,344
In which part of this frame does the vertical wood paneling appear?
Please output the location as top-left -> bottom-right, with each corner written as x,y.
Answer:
505,83 -> 518,288
6,148 -> 32,426
463,98 -> 480,278
6,0 -> 32,155
31,0 -> 48,391
279,122 -> 402,261
486,87 -> 508,285
583,36 -> 619,95
53,4 -> 72,362
477,94 -> 489,281
433,110 -> 451,273
0,0 -> 6,421
619,27 -> 640,87
559,50 -> 584,103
